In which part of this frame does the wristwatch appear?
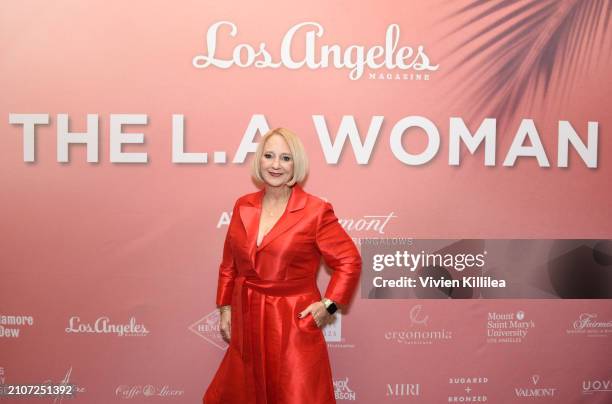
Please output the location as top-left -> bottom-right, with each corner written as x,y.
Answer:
321,298 -> 338,315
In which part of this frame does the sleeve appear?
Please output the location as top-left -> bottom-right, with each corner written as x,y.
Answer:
315,201 -> 362,307
215,200 -> 239,306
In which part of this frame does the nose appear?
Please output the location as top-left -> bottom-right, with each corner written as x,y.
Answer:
272,157 -> 281,169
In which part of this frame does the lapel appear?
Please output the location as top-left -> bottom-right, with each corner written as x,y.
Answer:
238,184 -> 308,268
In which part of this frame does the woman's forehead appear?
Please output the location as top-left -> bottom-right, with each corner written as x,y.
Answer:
264,135 -> 291,152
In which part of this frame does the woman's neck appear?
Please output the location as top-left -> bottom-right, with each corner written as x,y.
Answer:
263,184 -> 292,203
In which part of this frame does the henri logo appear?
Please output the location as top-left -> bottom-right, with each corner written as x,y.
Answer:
189,309 -> 228,350
193,21 -> 439,80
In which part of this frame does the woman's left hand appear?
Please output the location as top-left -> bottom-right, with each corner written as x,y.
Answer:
298,301 -> 331,328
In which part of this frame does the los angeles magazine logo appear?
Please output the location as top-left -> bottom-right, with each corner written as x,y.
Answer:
65,316 -> 149,337
192,21 -> 439,80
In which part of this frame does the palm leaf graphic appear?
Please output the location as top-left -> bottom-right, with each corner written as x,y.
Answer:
440,0 -> 611,130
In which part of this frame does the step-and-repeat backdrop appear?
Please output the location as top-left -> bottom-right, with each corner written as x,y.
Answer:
2,1 -> 611,403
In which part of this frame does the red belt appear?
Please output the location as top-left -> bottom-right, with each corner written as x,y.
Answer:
231,274 -> 318,361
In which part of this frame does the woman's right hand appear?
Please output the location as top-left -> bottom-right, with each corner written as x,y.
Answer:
219,307 -> 231,341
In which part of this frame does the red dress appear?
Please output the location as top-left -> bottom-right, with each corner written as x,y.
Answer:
203,184 -> 362,404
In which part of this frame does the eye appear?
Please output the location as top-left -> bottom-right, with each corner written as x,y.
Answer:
282,155 -> 292,162
264,153 -> 273,159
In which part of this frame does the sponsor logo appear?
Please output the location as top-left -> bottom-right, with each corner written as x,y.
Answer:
567,313 -> 612,338
582,378 -> 612,395
386,383 -> 421,397
0,313 -> 34,338
323,311 -> 342,343
193,21 -> 439,80
334,377 -> 356,401
486,311 -> 534,344
448,376 -> 488,402
65,316 -> 149,337
115,384 -> 184,399
189,309 -> 227,350
385,304 -> 453,345
340,213 -> 397,234
514,375 -> 557,398
325,312 -> 356,349
44,367 -> 86,403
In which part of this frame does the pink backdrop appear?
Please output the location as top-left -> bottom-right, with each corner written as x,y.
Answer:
1,0 -> 611,402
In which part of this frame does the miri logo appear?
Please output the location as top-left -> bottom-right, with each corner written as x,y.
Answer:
192,21 -> 439,80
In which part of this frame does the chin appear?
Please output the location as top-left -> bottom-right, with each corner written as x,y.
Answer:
264,178 -> 288,187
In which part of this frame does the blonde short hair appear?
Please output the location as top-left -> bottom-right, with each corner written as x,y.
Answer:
251,127 -> 309,186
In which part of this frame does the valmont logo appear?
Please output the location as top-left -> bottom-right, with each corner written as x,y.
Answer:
192,21 -> 439,80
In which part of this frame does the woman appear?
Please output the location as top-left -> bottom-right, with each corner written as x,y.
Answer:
203,128 -> 362,404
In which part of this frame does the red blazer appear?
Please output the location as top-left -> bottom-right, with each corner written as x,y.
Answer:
215,183 -> 362,307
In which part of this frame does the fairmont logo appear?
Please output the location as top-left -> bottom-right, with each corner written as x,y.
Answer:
339,212 -> 396,234
192,21 -> 439,80
220,210 -> 396,235
567,313 -> 612,338
65,316 -> 149,337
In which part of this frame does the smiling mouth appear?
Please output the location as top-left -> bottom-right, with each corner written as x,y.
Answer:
268,171 -> 283,177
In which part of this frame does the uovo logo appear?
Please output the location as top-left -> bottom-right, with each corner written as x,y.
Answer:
193,21 -> 439,80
